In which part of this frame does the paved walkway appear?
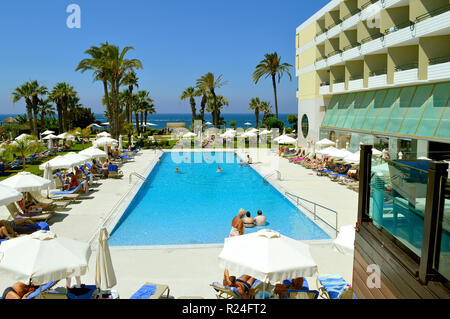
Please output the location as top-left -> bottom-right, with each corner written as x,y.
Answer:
0,148 -> 358,299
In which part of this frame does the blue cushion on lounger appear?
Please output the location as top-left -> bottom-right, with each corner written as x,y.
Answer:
51,182 -> 84,195
66,285 -> 97,299
282,278 -> 309,290
318,274 -> 349,299
130,285 -> 157,299
108,164 -> 119,172
25,222 -> 50,231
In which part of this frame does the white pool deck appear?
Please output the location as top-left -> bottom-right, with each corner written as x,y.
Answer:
0,148 -> 358,299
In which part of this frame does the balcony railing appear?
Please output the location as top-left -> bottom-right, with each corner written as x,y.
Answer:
333,78 -> 345,84
360,32 -> 383,44
315,56 -> 327,63
415,4 -> 450,23
341,8 -> 361,21
327,18 -> 343,30
429,54 -> 450,66
384,20 -> 414,35
395,62 -> 418,72
342,42 -> 360,51
360,0 -> 377,10
369,68 -> 387,76
349,75 -> 363,81
327,49 -> 342,58
316,28 -> 328,37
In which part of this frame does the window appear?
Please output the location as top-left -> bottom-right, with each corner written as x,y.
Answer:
301,114 -> 309,138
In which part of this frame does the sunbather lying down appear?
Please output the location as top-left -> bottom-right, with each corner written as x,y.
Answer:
2,282 -> 36,299
274,277 -> 304,299
223,269 -> 256,299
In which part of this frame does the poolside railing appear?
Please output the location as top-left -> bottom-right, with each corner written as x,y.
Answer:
285,192 -> 338,237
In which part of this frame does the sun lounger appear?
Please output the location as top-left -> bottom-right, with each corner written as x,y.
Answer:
26,281 -> 59,299
6,203 -> 54,222
28,192 -> 70,209
130,283 -> 170,299
108,164 -> 123,179
317,274 -> 354,299
51,182 -> 85,196
41,284 -> 98,299
120,154 -> 134,161
210,276 -> 261,299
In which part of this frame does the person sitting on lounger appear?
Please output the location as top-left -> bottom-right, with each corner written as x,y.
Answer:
273,277 -> 304,299
223,269 -> 256,299
18,198 -> 43,214
254,210 -> 266,226
243,212 -> 255,228
2,282 -> 36,299
102,160 -> 109,178
69,172 -> 79,189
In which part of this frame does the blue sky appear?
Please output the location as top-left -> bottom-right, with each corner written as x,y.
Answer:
0,0 -> 328,114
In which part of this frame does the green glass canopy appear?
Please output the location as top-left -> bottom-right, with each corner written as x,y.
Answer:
321,82 -> 450,142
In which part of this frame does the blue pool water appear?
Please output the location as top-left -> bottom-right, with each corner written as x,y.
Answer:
109,152 -> 330,246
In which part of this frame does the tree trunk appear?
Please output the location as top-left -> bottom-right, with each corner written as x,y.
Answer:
41,112 -> 45,131
25,105 -> 34,135
200,94 -> 207,122
135,112 -> 140,135
56,104 -> 63,133
190,97 -> 196,122
272,75 -> 279,119
211,89 -> 218,128
103,80 -> 113,137
140,112 -> 143,135
255,110 -> 259,128
144,111 -> 148,132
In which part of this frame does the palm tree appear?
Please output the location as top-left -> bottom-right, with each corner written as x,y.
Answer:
6,136 -> 43,170
260,101 -> 272,124
180,87 -> 200,122
70,127 -> 91,149
248,97 -> 262,128
252,52 -> 293,119
11,83 -> 34,134
206,94 -> 228,127
38,98 -> 56,130
131,93 -> 143,135
49,82 -> 76,132
11,81 -> 47,136
196,73 -> 228,128
136,90 -> 154,133
196,87 -> 208,123
76,44 -> 113,132
121,70 -> 139,125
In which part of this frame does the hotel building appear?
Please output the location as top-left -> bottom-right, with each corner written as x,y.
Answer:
295,0 -> 450,160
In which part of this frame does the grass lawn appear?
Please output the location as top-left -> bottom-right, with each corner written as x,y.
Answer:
0,142 -> 93,182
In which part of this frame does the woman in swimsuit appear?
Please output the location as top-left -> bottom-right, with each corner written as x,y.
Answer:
243,212 -> 255,228
2,282 -> 36,299
223,269 -> 256,299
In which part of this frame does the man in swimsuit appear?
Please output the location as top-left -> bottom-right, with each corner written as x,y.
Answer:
223,269 -> 256,299
229,208 -> 245,237
2,282 -> 36,299
216,165 -> 223,172
254,210 -> 266,226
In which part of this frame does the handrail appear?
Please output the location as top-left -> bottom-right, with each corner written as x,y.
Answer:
384,20 -> 413,34
360,0 -> 377,10
369,68 -> 387,76
429,54 -> 450,65
342,42 -> 360,51
415,4 -> 450,23
394,62 -> 418,72
327,19 -> 342,30
349,74 -> 363,81
327,49 -> 342,58
129,172 -> 147,184
263,170 -> 280,184
360,32 -> 383,44
341,8 -> 361,21
285,192 -> 338,237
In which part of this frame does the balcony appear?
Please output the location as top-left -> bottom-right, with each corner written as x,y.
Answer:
360,0 -> 377,10
428,61 -> 450,81
319,85 -> 330,95
342,41 -> 361,51
368,74 -> 387,88
384,20 -> 413,35
360,32 -> 383,45
341,8 -> 361,21
394,62 -> 418,72
415,4 -> 450,24
394,68 -> 418,85
327,49 -> 342,58
297,10 -> 450,76
348,78 -> 364,91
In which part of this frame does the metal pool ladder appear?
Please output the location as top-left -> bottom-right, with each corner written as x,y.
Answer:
129,172 -> 147,184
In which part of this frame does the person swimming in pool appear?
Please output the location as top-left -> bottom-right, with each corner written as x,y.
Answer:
175,167 -> 181,173
240,160 -> 244,167
217,165 -> 223,172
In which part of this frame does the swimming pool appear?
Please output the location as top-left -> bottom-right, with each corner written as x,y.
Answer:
109,151 -> 330,246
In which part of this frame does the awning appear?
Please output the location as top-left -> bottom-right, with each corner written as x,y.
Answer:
321,82 -> 450,143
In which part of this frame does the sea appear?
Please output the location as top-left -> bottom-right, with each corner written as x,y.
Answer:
0,113 -> 292,130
